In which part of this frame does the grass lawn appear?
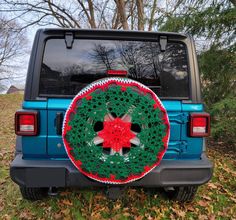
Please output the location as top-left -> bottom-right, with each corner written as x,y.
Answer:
0,94 -> 236,220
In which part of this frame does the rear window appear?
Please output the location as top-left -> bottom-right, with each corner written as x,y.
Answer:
39,39 -> 189,98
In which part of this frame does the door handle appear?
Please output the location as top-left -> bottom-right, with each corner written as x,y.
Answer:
55,112 -> 63,135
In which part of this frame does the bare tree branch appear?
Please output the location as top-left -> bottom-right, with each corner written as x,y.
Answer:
0,16 -> 27,84
77,0 -> 96,28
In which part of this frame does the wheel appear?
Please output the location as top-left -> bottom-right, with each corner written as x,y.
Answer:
106,187 -> 125,200
62,77 -> 170,184
165,186 -> 198,203
20,186 -> 48,200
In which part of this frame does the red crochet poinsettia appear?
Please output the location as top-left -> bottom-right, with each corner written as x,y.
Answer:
98,117 -> 136,152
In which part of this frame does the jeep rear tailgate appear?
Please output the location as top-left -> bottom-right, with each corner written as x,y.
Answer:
45,99 -> 203,160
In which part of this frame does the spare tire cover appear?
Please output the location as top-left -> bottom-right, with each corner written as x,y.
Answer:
63,77 -> 170,184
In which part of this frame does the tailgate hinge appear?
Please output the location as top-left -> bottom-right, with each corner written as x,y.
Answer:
168,113 -> 188,124
168,141 -> 188,153
180,113 -> 188,123
179,141 -> 188,153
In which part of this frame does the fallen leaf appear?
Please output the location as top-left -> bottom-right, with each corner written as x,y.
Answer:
201,195 -> 211,201
60,191 -> 71,196
54,212 -> 63,220
198,200 -> 208,207
2,214 -> 11,220
135,216 -> 144,220
19,209 -> 34,219
146,214 -> 153,220
91,211 -> 102,219
61,199 -> 73,206
112,203 -> 121,211
230,197 -> 236,203
0,206 -> 4,212
172,208 -> 186,218
207,182 -> 218,189
208,214 -> 216,220
61,208 -> 70,216
94,193 -> 106,200
185,204 -> 195,212
123,212 -> 131,217
198,214 -> 208,220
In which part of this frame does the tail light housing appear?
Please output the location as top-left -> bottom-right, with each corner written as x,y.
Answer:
189,113 -> 210,137
15,111 -> 38,136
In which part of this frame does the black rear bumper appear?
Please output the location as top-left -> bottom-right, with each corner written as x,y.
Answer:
10,153 -> 213,188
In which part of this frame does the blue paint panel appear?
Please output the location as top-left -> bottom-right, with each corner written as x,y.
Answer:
47,99 -> 71,156
163,102 -> 204,160
162,100 -> 182,111
21,100 -> 47,157
22,101 -> 47,109
22,134 -> 47,156
47,136 -> 66,156
168,113 -> 183,141
182,103 -> 204,112
47,110 -> 67,156
162,101 -> 182,142
47,99 -> 71,110
169,122 -> 181,140
164,141 -> 183,159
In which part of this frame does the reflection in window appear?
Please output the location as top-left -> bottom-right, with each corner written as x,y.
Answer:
39,39 -> 189,98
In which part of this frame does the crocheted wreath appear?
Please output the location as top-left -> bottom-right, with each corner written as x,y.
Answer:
62,77 -> 170,184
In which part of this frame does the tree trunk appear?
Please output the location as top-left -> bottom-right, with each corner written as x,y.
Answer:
148,0 -> 157,31
88,0 -> 96,28
129,0 -> 135,30
116,0 -> 129,30
136,0 -> 145,30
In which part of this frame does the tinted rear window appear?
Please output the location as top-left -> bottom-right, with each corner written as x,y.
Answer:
39,39 -> 189,98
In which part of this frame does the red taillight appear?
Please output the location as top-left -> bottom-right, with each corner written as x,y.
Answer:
189,113 -> 210,137
15,112 -> 38,136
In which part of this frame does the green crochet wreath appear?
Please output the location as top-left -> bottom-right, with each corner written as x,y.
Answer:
63,77 -> 170,184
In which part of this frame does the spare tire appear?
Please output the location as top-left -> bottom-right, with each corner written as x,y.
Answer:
62,77 -> 170,184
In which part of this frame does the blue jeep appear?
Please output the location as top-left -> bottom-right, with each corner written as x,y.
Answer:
10,29 -> 213,202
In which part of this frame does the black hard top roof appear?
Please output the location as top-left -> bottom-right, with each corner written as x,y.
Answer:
39,28 -> 188,39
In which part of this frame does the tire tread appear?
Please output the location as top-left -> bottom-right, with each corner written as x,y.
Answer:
20,187 -> 48,200
167,186 -> 198,203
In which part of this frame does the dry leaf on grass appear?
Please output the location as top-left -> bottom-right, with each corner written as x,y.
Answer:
230,197 -> 236,203
201,195 -> 212,201
171,207 -> 186,218
135,216 -> 144,220
198,200 -> 208,207
207,182 -> 218,189
53,212 -> 64,220
61,199 -> 73,206
19,209 -> 35,219
60,191 -> 71,196
198,214 -> 208,220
